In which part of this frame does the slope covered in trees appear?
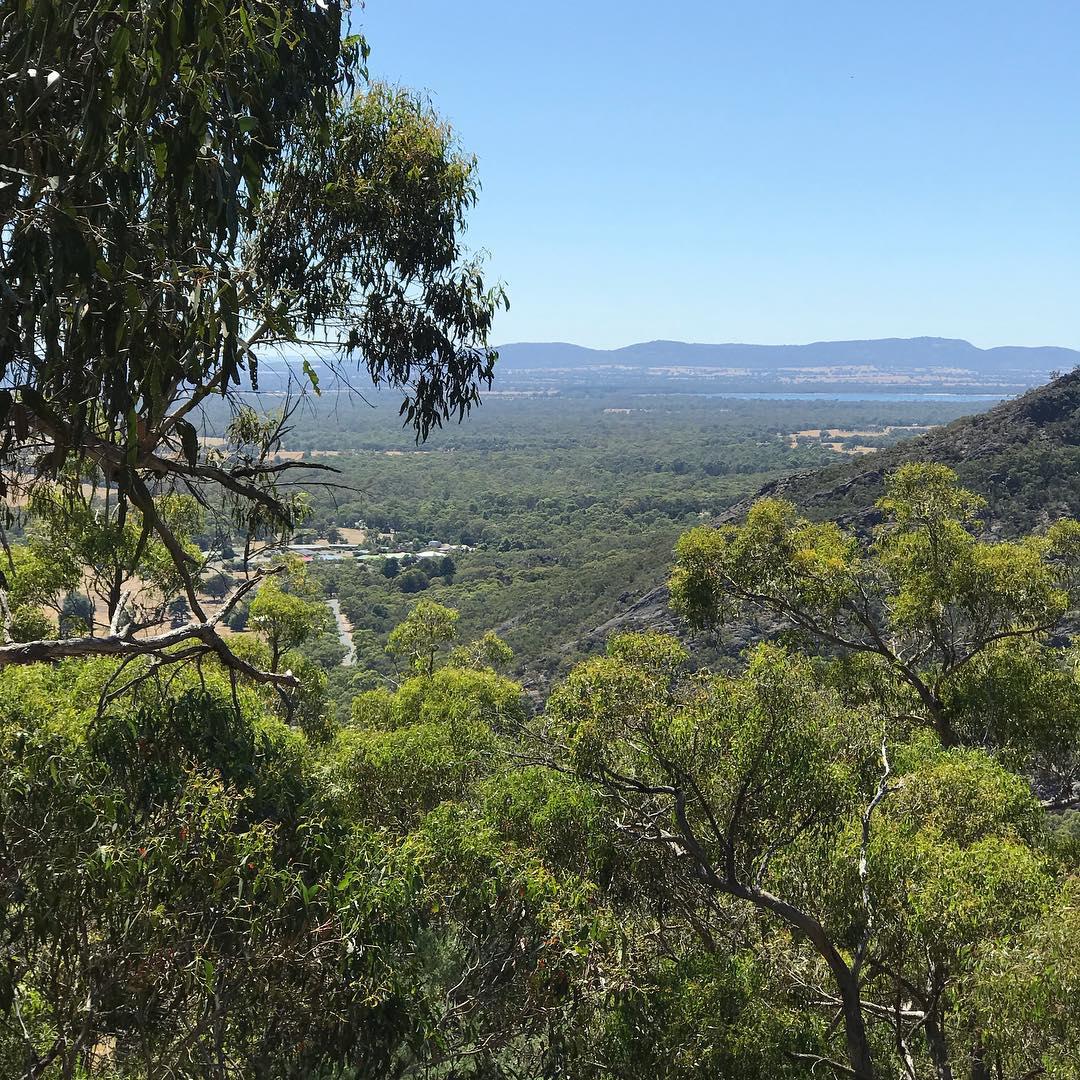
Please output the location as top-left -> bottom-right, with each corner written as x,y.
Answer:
593,369 -> 1080,645
757,368 -> 1080,530
271,392 -> 969,687
3,467 -> 1080,1079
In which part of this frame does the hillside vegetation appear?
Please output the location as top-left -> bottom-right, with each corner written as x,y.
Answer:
3,5 -> 1079,1080
593,370 -> 1080,646
758,369 -> 1080,529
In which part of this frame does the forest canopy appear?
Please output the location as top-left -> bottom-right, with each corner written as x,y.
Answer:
1,466 -> 1079,1078
2,4 -> 1079,1080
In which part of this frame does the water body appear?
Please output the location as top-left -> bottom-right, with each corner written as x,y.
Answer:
640,391 -> 1008,403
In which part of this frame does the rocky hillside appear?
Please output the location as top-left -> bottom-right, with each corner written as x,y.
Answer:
587,369 -> 1080,646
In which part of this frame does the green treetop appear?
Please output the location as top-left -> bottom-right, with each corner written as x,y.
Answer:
671,464 -> 1080,779
248,559 -> 331,673
544,627 -> 1077,1080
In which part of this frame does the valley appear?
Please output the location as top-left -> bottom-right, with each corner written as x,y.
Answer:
260,376 -> 993,691
7,3 -> 1080,1074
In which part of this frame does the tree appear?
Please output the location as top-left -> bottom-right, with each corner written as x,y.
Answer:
0,614 -> 587,1078
971,877 -> 1080,1075
448,629 -> 514,672
544,630 -> 1073,1080
386,599 -> 459,676
0,539 -> 80,642
526,465 -> 1080,1079
670,463 -> 1080,795
248,563 -> 331,672
397,567 -> 430,594
0,661 -> 439,1077
0,0 -> 505,690
203,570 -> 235,602
382,557 -> 401,579
167,596 -> 191,628
545,634 -> 877,1078
27,486 -> 204,632
227,601 -> 250,633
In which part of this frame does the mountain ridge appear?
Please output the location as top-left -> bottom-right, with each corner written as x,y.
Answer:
496,336 -> 1080,375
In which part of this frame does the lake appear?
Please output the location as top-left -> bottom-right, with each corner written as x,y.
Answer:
640,391 -> 1010,403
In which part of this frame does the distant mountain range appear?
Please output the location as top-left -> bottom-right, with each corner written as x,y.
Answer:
496,337 -> 1080,376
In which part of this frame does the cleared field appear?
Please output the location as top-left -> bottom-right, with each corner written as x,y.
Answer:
782,424 -> 930,455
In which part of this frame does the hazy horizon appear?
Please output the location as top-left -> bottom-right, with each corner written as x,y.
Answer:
492,334 -> 1080,351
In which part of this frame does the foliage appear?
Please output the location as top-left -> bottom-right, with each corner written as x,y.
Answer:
385,598 -> 459,675
0,0 -> 504,688
248,560 -> 331,671
671,464 -> 1080,774
0,621 -> 595,1078
2,0 -> 501,451
449,629 -> 515,672
543,625 -> 1079,1079
0,664 -> 421,1077
971,877 -> 1080,1077
1,484 -> 1080,1078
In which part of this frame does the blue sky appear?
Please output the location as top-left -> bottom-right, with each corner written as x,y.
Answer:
359,1 -> 1080,349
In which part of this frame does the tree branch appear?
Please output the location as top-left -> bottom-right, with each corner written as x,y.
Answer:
0,572 -> 296,689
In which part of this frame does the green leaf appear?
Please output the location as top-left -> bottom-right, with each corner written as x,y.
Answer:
302,360 -> 321,397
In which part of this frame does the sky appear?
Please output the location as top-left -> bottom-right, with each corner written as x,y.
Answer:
358,1 -> 1080,350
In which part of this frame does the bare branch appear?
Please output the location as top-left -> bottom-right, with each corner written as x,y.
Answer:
854,735 -> 893,975
0,572 -> 295,689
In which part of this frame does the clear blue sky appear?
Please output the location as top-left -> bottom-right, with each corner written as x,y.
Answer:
359,0 -> 1080,350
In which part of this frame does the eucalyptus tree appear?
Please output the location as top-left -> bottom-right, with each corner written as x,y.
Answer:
671,463 -> 1080,804
0,603 -> 592,1079
247,557 -> 331,672
546,632 -> 1072,1080
386,598 -> 460,676
0,0 -> 505,688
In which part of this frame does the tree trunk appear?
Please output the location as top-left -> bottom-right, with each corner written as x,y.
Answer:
831,963 -> 877,1080
917,684 -> 959,749
969,1038 -> 991,1080
924,1013 -> 955,1080
731,881 -> 878,1079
